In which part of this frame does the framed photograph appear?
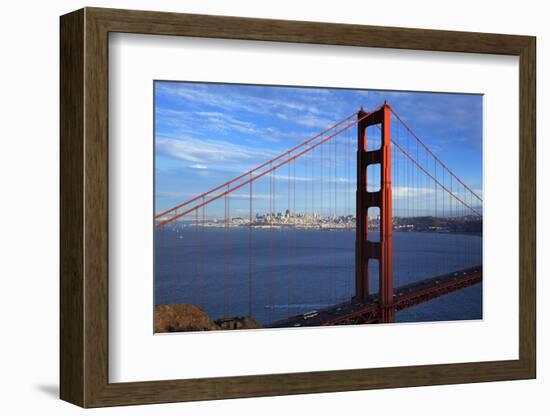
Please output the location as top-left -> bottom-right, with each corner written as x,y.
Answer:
60,7 -> 536,407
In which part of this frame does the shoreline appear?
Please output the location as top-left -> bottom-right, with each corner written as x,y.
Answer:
175,223 -> 482,236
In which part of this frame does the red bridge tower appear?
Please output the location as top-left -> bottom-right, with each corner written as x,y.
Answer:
354,103 -> 395,323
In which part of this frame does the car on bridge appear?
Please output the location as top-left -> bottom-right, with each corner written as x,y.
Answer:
303,310 -> 319,319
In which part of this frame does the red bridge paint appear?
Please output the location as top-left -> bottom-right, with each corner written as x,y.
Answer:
355,103 -> 394,323
266,266 -> 482,328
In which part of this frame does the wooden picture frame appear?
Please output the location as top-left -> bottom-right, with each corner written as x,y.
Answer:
60,7 -> 536,408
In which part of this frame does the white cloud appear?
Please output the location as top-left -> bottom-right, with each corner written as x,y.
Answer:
156,107 -> 317,144
392,186 -> 435,198
157,83 -> 312,117
156,83 -> 340,131
225,193 -> 280,201
280,113 -> 338,129
190,164 -> 208,170
156,135 -> 274,167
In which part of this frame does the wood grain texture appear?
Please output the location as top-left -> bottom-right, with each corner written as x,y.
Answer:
59,8 -> 84,406
83,10 -> 110,406
59,7 -> 537,408
89,7 -> 532,54
518,38 -> 536,375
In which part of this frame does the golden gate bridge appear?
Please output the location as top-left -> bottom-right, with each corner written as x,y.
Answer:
154,102 -> 482,327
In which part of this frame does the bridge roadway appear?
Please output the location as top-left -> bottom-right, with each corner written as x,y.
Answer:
266,265 -> 482,328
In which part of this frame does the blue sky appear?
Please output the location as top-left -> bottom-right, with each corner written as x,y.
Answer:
155,81 -> 482,217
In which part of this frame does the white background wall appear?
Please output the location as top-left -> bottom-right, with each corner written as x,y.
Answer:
0,0 -> 545,414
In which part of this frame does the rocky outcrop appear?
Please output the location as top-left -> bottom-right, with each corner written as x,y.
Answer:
155,304 -> 218,332
155,304 -> 263,333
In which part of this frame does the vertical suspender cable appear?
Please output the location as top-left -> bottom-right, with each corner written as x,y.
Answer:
249,177 -> 253,318
173,210 -> 177,304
